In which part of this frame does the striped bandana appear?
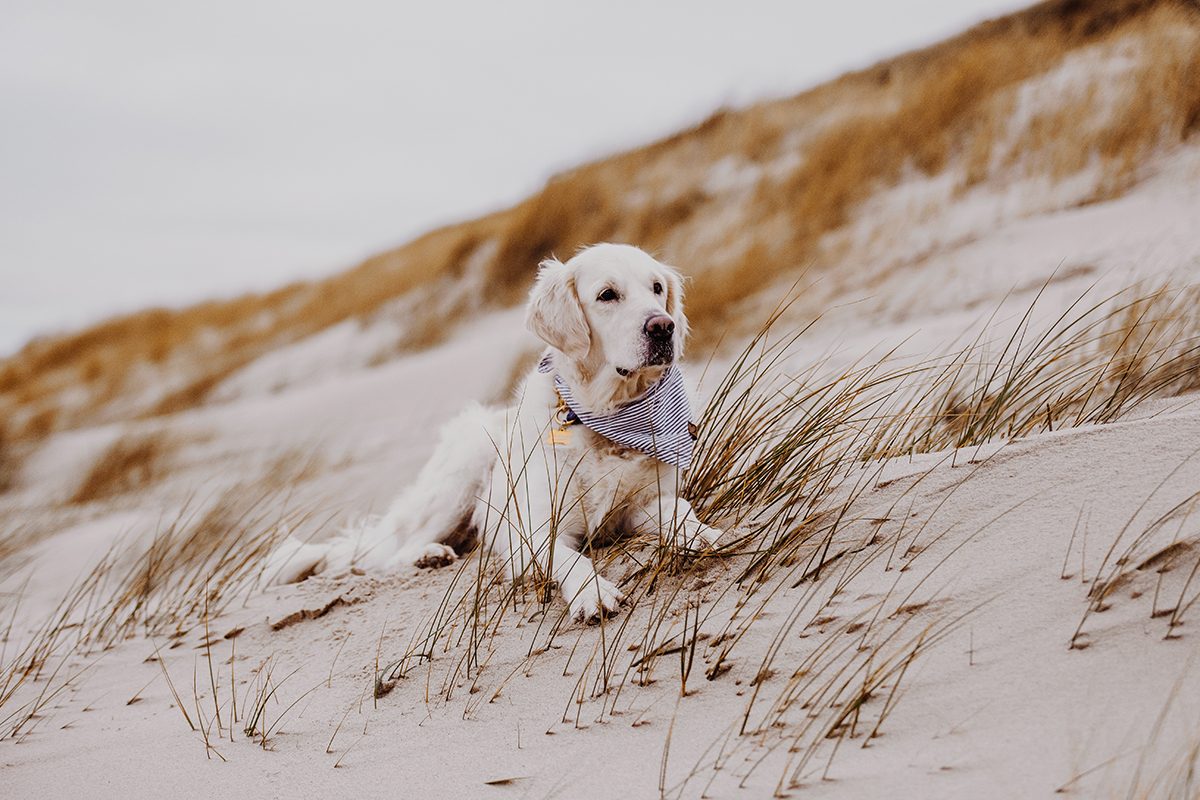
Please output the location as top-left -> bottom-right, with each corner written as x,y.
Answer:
538,354 -> 697,470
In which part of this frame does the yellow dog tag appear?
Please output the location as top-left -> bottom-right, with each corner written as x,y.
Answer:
546,426 -> 573,447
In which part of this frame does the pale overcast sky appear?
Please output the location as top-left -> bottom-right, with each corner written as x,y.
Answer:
0,0 -> 1029,354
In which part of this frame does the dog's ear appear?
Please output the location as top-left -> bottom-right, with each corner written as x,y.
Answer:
663,263 -> 690,352
525,258 -> 591,359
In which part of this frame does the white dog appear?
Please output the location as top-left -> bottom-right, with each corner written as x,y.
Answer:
267,243 -> 722,621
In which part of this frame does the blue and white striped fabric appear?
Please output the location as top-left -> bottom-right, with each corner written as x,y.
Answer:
538,354 -> 697,470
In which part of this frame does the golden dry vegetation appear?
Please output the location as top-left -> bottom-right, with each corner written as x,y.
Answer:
2,0 -> 1198,458
69,429 -> 177,505
0,421 -> 14,494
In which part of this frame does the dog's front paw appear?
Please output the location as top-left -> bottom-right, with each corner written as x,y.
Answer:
569,577 -> 624,624
389,542 -> 457,570
675,521 -> 724,552
694,522 -> 724,549
412,543 -> 457,569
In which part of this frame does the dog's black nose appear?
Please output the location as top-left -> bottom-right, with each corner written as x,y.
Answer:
644,315 -> 675,341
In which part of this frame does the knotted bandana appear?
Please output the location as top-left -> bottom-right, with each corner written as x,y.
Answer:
538,354 -> 697,470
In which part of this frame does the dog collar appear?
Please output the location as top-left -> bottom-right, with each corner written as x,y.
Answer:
537,354 -> 698,470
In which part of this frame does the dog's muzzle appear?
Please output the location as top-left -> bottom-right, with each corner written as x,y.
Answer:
644,314 -> 675,366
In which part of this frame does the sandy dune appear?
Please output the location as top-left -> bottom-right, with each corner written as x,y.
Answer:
3,137 -> 1200,797
4,394 -> 1200,798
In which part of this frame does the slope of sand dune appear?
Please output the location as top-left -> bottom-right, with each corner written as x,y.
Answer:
6,0 -> 1200,442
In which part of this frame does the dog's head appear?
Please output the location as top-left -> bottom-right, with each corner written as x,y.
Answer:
525,243 -> 689,376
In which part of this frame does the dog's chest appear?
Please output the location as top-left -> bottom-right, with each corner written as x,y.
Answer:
568,427 -> 660,511
576,426 -> 651,467
528,372 -> 670,517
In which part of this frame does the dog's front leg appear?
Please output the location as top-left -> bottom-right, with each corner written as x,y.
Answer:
550,537 -> 624,623
496,500 -> 622,623
632,493 -> 723,552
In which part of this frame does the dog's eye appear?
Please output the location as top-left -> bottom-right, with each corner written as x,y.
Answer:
653,282 -> 663,295
597,288 -> 619,302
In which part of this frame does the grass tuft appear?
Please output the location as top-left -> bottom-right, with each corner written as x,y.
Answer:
0,453 -> 331,738
69,429 -> 176,505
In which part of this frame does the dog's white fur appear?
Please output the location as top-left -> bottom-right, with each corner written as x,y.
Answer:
266,243 -> 722,622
